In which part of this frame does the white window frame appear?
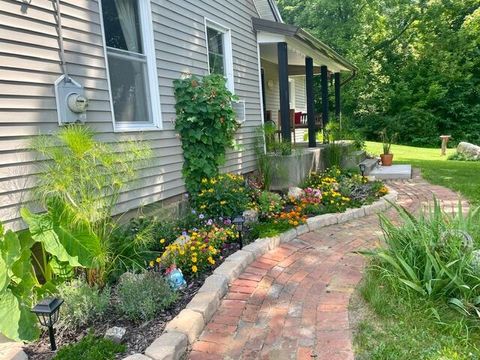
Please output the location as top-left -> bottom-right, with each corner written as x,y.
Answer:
289,78 -> 296,110
99,0 -> 163,132
204,18 -> 235,93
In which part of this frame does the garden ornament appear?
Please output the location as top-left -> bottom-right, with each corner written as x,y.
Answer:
165,264 -> 187,290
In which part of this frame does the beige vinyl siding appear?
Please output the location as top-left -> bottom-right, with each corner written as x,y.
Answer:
293,76 -> 307,112
0,0 -> 262,231
261,60 -> 307,122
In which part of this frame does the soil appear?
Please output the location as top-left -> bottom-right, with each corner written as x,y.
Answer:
24,245 -> 240,360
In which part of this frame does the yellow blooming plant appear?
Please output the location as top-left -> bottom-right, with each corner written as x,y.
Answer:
193,174 -> 252,218
158,225 -> 237,277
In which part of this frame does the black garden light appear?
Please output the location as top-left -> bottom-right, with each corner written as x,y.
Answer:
232,215 -> 245,249
31,297 -> 64,351
359,163 -> 366,177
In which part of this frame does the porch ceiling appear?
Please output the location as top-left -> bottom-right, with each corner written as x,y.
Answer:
253,17 -> 357,73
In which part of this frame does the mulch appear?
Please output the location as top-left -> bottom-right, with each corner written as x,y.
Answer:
24,245 -> 240,360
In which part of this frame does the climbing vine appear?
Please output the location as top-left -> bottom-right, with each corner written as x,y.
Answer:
174,74 -> 239,194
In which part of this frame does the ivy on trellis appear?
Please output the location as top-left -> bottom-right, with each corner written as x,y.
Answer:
173,74 -> 239,194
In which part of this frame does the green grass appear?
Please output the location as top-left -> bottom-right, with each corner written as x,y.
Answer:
354,270 -> 480,360
365,141 -> 480,204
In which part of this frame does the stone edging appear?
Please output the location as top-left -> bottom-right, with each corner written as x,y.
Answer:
122,189 -> 398,360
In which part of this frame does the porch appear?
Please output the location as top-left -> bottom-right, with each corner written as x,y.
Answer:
254,18 -> 357,147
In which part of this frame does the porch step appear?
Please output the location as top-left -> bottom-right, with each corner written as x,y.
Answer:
369,164 -> 412,180
359,158 -> 379,175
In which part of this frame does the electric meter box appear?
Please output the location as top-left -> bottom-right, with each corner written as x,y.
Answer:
54,75 -> 89,125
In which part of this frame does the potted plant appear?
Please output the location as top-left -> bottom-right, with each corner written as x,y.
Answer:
379,129 -> 397,166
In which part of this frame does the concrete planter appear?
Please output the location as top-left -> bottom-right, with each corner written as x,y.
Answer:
268,148 -> 320,191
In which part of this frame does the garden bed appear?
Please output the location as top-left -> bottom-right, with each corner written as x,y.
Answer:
24,245 -> 240,360
4,165 -> 390,360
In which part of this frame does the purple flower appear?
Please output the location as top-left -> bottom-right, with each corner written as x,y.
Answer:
207,219 -> 213,226
199,214 -> 205,220
191,209 -> 197,214
219,217 -> 223,221
193,227 -> 198,231
182,231 -> 187,236
224,219 -> 232,225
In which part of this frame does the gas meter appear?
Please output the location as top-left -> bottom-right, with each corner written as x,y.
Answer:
54,75 -> 89,125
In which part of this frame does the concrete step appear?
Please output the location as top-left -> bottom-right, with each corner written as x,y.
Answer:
369,164 -> 412,180
359,158 -> 379,175
0,342 -> 28,360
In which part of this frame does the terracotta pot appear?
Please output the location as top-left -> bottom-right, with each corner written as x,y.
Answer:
380,153 -> 394,166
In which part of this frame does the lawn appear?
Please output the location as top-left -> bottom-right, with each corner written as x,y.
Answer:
352,142 -> 480,360
365,141 -> 480,204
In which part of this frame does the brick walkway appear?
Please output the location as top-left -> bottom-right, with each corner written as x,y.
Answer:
189,180 -> 464,360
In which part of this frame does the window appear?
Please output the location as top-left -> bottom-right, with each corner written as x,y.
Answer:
205,19 -> 234,92
101,0 -> 161,131
289,78 -> 295,110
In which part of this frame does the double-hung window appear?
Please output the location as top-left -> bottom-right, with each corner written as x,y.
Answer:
101,0 -> 161,131
205,19 -> 234,93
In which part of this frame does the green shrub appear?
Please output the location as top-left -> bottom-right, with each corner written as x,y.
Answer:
193,173 -> 251,219
117,272 -> 177,322
57,279 -> 110,328
54,332 -> 125,360
361,200 -> 480,317
257,191 -> 284,218
448,152 -> 479,161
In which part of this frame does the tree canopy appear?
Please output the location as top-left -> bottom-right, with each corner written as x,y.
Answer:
278,0 -> 480,146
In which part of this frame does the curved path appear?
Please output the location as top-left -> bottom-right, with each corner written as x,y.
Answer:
190,179 -> 466,360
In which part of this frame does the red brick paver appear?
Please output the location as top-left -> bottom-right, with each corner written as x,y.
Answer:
189,179 -> 464,359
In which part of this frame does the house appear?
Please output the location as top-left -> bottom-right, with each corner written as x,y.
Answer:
0,0 -> 355,231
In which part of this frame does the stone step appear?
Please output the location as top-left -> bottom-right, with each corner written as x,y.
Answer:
0,342 -> 28,360
369,164 -> 412,180
359,158 -> 379,175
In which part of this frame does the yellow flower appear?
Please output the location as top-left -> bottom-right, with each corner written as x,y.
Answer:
220,200 -> 227,205
156,257 -> 161,263
160,238 -> 165,244
208,257 -> 215,265
149,260 -> 155,267
180,250 -> 185,255
192,265 -> 198,273
200,205 -> 207,209
192,257 -> 198,263
202,178 -> 208,184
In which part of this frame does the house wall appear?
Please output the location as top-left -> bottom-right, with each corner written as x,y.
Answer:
0,0 -> 263,231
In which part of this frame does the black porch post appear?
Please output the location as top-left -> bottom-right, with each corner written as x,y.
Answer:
334,72 -> 341,121
305,57 -> 316,147
321,65 -> 329,132
278,42 -> 291,143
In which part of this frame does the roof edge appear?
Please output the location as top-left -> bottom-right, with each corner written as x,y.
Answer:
267,0 -> 284,22
252,17 -> 357,72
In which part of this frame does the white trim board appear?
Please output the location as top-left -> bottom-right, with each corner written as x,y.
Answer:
204,17 -> 235,93
98,0 -> 163,133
